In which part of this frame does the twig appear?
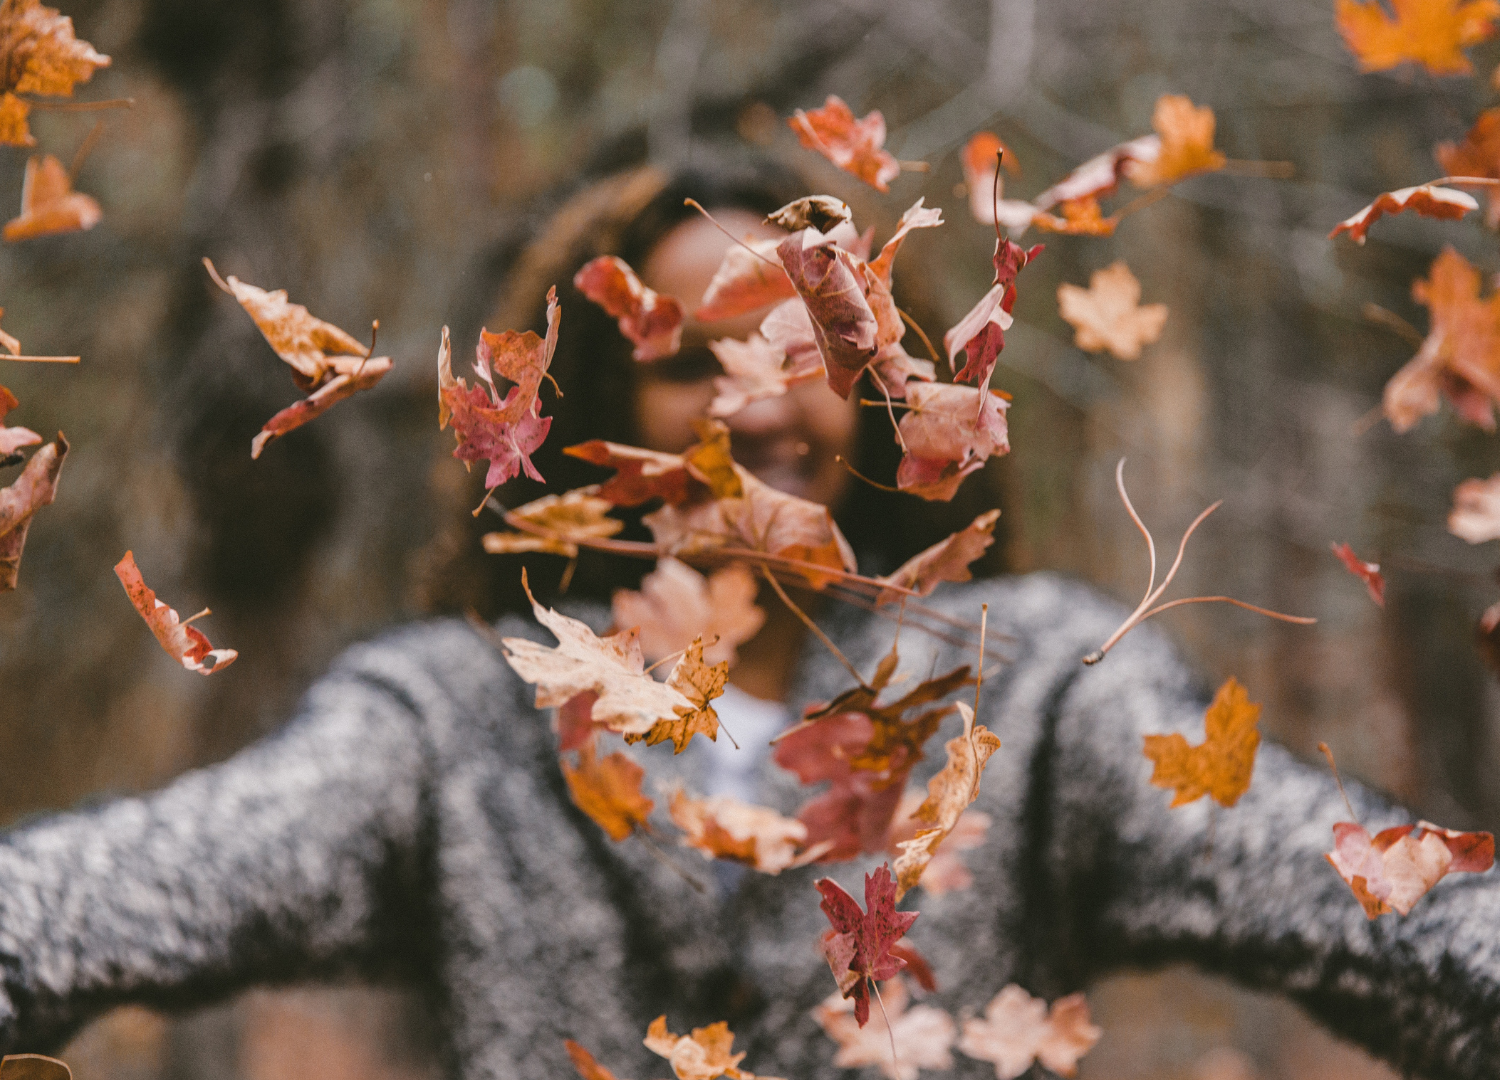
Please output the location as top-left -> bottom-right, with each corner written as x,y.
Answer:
760,565 -> 870,690
1112,186 -> 1172,221
1219,159 -> 1296,179
1318,741 -> 1359,821
1082,459 -> 1315,664
867,367 -> 907,452
1362,302 -> 1424,347
179,607 -> 211,627
0,355 -> 79,363
23,96 -> 133,112
636,828 -> 708,893
898,307 -> 942,368
835,454 -> 900,493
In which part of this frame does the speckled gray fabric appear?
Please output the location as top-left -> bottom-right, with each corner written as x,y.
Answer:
0,573 -> 1496,1079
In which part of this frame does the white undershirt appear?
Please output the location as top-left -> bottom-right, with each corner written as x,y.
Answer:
700,683 -> 791,804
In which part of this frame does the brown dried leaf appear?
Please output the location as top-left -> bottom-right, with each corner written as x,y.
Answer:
1057,261 -> 1168,361
0,0 -> 109,146
696,238 -> 793,322
484,488 -> 623,558
561,742 -> 654,841
1330,184 -> 1478,243
1327,818 -> 1494,917
1436,109 -> 1500,226
624,637 -> 728,754
877,510 -> 1000,604
3,153 -> 98,241
0,430 -> 62,588
114,550 -> 237,674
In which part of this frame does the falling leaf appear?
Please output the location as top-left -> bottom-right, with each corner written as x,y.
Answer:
565,1040 -> 629,1080
3,153 -> 99,241
623,637 -> 728,754
1329,184 -> 1478,243
758,298 -> 825,378
0,430 -> 62,589
707,334 -> 813,418
1336,0 -> 1500,74
483,487 -> 623,558
501,570 -> 696,738
962,132 -> 1033,230
612,558 -> 765,666
1327,818 -> 1494,917
114,550 -> 236,675
896,384 -> 1011,502
816,864 -> 920,1026
1033,137 -> 1159,214
574,255 -> 685,362
554,691 -> 604,754
561,742 -> 654,841
644,1017 -> 765,1080
0,385 -> 40,463
566,440 -> 702,507
892,703 -> 1002,900
957,986 -> 1102,1080
206,258 -> 393,457
1381,247 -> 1500,432
789,95 -> 901,192
869,343 -> 935,401
767,195 -> 854,234
876,511 -> 1000,605
0,0 -> 109,147
1031,198 -> 1119,237
1122,95 -> 1227,188
944,239 -> 1043,390
1142,676 -> 1260,809
1330,542 -> 1385,606
439,290 -> 560,489
696,238 -> 794,322
888,794 -> 991,896
866,199 -> 944,286
669,788 -> 828,873
1436,109 -> 1500,226
1449,473 -> 1500,542
812,978 -> 956,1080
1056,262 -> 1168,361
777,228 -> 885,399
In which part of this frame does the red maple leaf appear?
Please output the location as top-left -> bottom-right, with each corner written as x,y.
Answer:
815,864 -> 919,1026
573,256 -> 685,362
944,240 -> 1043,390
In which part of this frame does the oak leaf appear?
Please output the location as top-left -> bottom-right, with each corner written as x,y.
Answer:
944,239 -> 1043,390
892,703 -> 1002,900
1336,0 -> 1500,74
1449,473 -> 1500,542
0,0 -> 109,147
1122,95 -> 1227,188
957,986 -> 1101,1080
669,788 -> 827,873
1056,261 -> 1168,361
816,864 -> 919,1026
1331,541 -> 1385,606
0,430 -> 62,589
574,255 -> 685,362
564,1040 -> 628,1080
1329,184 -> 1478,243
3,153 -> 98,241
0,385 -> 39,463
1327,818 -> 1494,917
1436,108 -> 1500,226
1142,676 -> 1260,808
812,978 -> 956,1080
439,290 -> 560,489
789,96 -> 901,192
611,558 -> 765,666
644,1017 -> 762,1080
501,570 -> 696,738
896,383 -> 1010,502
561,742 -> 654,841
877,511 -> 1000,605
114,550 -> 236,674
483,488 -> 623,558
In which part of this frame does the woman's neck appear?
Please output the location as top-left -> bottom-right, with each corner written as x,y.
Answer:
728,585 -> 820,702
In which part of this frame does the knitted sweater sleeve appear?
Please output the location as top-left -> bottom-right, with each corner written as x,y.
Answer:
0,655 -> 432,1054
1019,579 -> 1500,1079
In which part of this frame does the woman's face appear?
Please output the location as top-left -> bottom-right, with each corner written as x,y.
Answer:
634,211 -> 858,509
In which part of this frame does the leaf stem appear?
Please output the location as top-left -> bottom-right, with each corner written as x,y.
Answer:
870,980 -> 900,1080
898,307 -> 942,368
835,454 -> 900,492
684,199 -> 781,268
760,565 -> 871,691
22,96 -> 133,112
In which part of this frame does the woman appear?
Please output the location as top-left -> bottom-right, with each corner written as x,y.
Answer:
0,146 -> 1494,1080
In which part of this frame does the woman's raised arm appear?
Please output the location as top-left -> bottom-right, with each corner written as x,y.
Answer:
0,633 -> 443,1053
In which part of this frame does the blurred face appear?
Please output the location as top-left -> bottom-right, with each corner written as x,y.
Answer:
634,211 -> 858,508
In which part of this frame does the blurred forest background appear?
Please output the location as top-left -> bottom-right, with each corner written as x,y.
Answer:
0,0 -> 1495,1076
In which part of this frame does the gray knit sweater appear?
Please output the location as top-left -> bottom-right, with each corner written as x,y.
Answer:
0,573 -> 1495,1079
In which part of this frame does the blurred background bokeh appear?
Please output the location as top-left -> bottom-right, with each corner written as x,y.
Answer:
1,0 -> 1497,1076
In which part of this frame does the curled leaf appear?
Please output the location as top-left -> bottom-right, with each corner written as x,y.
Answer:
114,550 -> 237,675
877,511 -> 1000,605
1331,541 -> 1385,606
696,238 -> 793,322
896,384 -> 1011,502
1330,184 -> 1478,243
574,256 -> 685,362
789,96 -> 901,192
1327,818 -> 1494,917
0,431 -> 63,589
1142,676 -> 1260,809
3,154 -> 99,241
944,239 -> 1042,390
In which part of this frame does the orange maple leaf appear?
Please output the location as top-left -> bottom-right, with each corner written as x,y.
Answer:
1032,198 -> 1120,236
2,153 -> 98,241
483,488 -> 623,558
0,430 -> 62,589
1436,108 -> 1500,225
1142,676 -> 1261,808
789,95 -> 901,192
0,0 -> 110,147
114,550 -> 237,675
1336,0 -> 1500,73
957,986 -> 1101,1080
644,1017 -> 767,1080
623,637 -> 728,754
1056,261 -> 1168,361
1123,95 -> 1227,188
560,742 -> 654,841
